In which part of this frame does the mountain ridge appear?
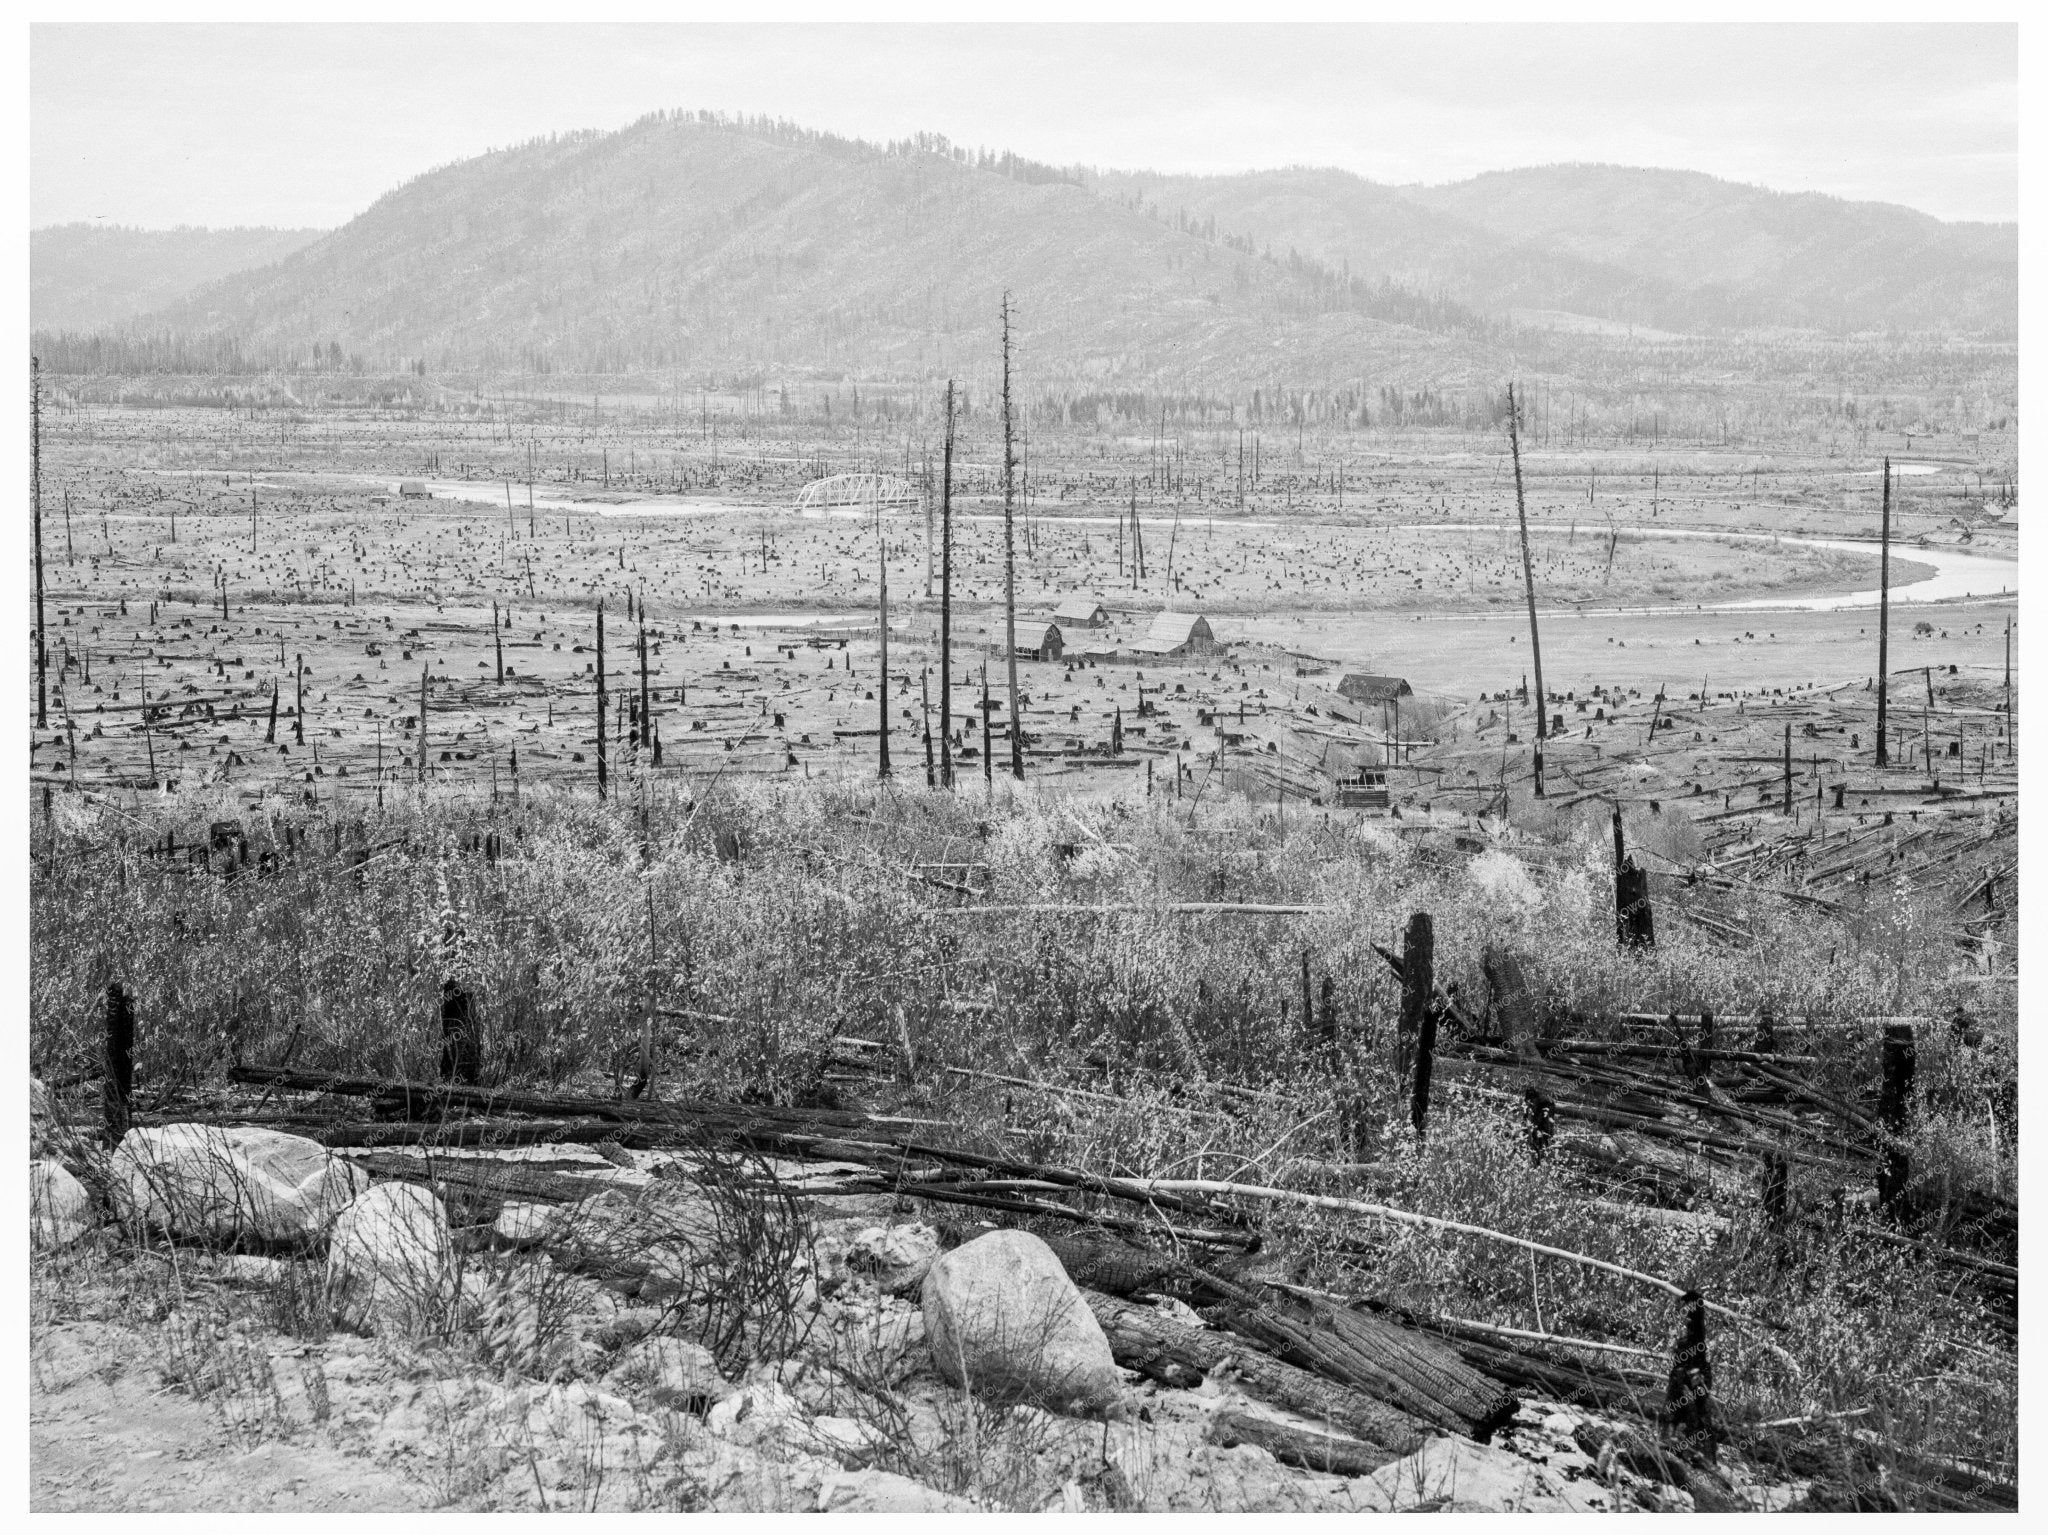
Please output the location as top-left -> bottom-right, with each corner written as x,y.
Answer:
30,112 -> 2015,388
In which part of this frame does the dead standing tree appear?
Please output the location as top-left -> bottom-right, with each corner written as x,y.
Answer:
1876,458 -> 1892,767
1000,294 -> 1024,782
596,600 -> 608,800
33,356 -> 47,730
939,380 -> 957,789
1506,383 -> 1547,796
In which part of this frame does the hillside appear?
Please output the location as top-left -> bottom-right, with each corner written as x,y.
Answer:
106,114 -> 1509,393
1097,163 -> 2014,338
31,223 -> 327,332
1409,164 -> 2017,335
1092,166 -> 1686,330
38,119 -> 2014,390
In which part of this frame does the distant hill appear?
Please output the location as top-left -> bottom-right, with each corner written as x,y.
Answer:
84,113 -> 1509,394
35,118 -> 2014,393
1408,164 -> 2016,335
31,224 -> 328,332
1097,162 -> 2014,338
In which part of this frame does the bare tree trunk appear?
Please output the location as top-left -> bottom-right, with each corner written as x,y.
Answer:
1507,383 -> 1546,796
1000,294 -> 1023,781
939,381 -> 956,789
33,357 -> 47,730
878,490 -> 892,780
596,601 -> 608,800
1876,458 -> 1891,766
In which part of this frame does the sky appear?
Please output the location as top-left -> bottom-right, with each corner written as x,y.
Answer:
30,22 -> 2018,230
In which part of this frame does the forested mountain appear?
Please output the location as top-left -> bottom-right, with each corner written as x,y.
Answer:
31,223 -> 327,332
1100,163 -> 2014,338
32,115 -> 2014,389
55,113 -> 1508,392
1408,164 -> 2016,335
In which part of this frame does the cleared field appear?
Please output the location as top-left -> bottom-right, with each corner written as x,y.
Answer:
28,405 -> 2015,810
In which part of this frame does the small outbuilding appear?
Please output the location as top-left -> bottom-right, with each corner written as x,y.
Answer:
1054,598 -> 1110,630
1338,674 -> 1414,705
1014,621 -> 1065,663
1131,611 -> 1222,659
398,480 -> 430,499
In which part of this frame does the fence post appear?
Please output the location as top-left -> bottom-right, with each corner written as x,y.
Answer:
1665,1290 -> 1720,1453
104,982 -> 135,1143
1396,912 -> 1433,1083
1614,807 -> 1655,951
1761,1152 -> 1790,1230
1398,913 -> 1435,1136
1878,1022 -> 1916,1218
440,982 -> 481,1086
1525,1086 -> 1554,1165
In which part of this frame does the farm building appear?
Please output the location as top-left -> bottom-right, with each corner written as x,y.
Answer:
398,480 -> 430,498
1013,621 -> 1065,663
1338,674 -> 1413,705
1054,598 -> 1110,629
1130,611 -> 1222,659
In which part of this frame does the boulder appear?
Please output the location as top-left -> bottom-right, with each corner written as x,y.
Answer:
608,1334 -> 730,1412
110,1124 -> 364,1245
328,1182 -> 454,1335
815,1468 -> 975,1512
31,1159 -> 94,1250
493,1201 -> 556,1246
215,1254 -> 291,1287
1356,1436 -> 1584,1513
845,1221 -> 939,1296
921,1229 -> 1123,1419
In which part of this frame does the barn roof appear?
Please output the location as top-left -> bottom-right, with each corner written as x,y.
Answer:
1338,674 -> 1414,703
1146,611 -> 1208,643
1053,597 -> 1106,622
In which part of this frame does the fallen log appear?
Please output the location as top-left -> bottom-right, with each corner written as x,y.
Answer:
1206,1408 -> 1401,1478
1112,1177 -> 1770,1332
922,902 -> 1336,917
1081,1290 -> 1430,1455
1216,1289 -> 1519,1442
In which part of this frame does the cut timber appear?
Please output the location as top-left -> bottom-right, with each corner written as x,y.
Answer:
1216,1290 -> 1519,1442
1207,1408 -> 1401,1477
1082,1290 -> 1430,1455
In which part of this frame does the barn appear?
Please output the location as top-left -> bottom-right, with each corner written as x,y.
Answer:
1013,621 -> 1065,663
1131,611 -> 1222,659
1054,598 -> 1110,630
398,480 -> 430,498
1338,674 -> 1414,705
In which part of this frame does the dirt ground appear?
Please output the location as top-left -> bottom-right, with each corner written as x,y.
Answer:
30,1320 -> 421,1512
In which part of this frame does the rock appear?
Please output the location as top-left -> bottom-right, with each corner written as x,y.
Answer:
493,1201 -> 555,1246
705,1379 -> 807,1445
845,1221 -> 939,1296
1356,1436 -> 1584,1512
805,1414 -> 885,1463
31,1159 -> 93,1250
608,1334 -> 730,1412
110,1124 -> 365,1245
327,1182 -> 454,1335
815,1468 -> 975,1512
921,1229 -> 1123,1419
215,1254 -> 290,1286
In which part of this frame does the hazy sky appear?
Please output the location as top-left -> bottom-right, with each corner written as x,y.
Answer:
31,23 -> 2017,229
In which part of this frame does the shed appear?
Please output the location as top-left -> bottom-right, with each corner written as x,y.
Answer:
1337,674 -> 1413,705
1014,621 -> 1065,663
1131,611 -> 1221,658
1054,598 -> 1110,629
398,480 -> 430,499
